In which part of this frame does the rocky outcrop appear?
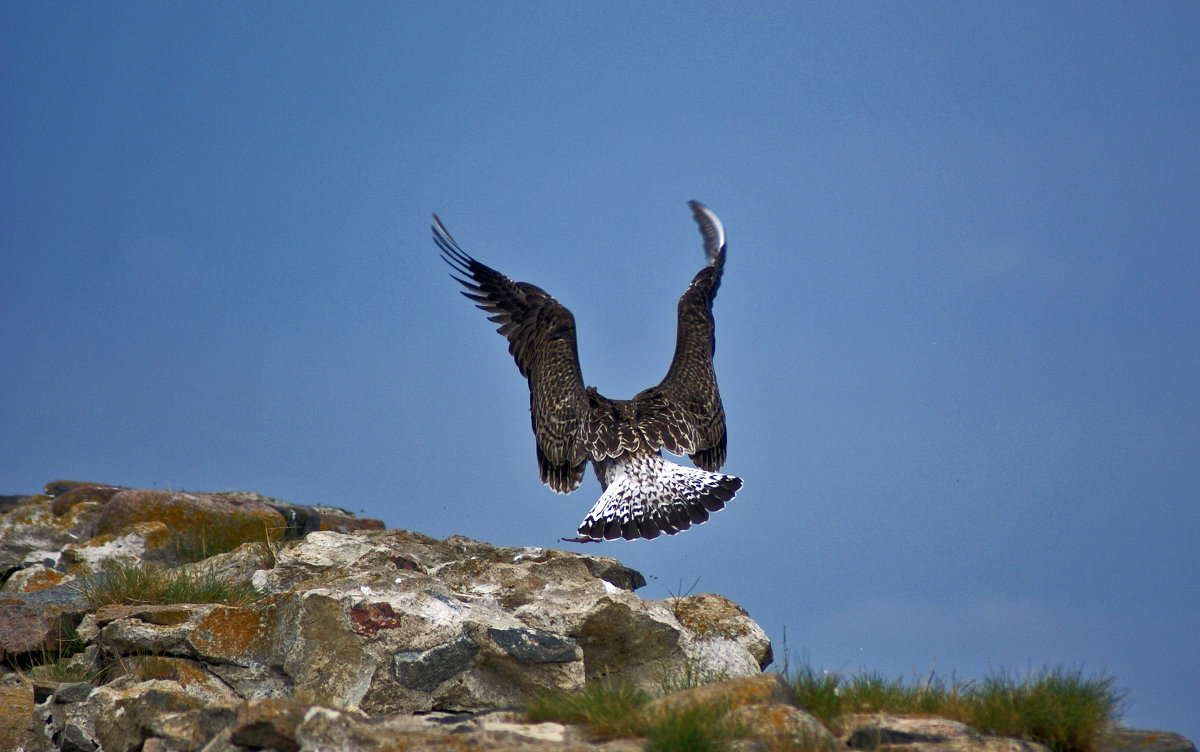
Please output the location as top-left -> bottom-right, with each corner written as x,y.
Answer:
1,482 -> 772,751
1,482 -> 1194,752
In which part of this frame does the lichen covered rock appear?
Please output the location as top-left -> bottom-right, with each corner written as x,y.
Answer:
0,481 -> 783,751
0,495 -> 101,572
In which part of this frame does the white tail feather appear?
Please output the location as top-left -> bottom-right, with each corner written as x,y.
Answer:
575,454 -> 741,541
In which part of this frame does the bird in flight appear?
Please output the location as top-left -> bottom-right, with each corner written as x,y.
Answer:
434,201 -> 741,542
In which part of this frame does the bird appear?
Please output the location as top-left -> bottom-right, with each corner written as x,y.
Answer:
434,201 -> 742,542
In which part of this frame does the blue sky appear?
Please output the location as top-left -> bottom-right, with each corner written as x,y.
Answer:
2,2 -> 1197,739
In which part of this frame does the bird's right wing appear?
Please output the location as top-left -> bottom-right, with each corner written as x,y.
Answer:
636,201 -> 729,471
434,215 -> 591,493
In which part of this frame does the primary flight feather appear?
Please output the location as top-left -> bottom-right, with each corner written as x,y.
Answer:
434,201 -> 741,542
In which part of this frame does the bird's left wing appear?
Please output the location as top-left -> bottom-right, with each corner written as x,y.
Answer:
434,215 -> 592,493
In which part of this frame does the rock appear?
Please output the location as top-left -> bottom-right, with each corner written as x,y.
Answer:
571,588 -> 754,692
229,697 -> 310,751
255,496 -> 387,538
6,511 -> 768,725
185,602 -> 277,667
647,674 -> 840,750
44,480 -> 107,498
840,714 -> 1053,752
87,679 -> 209,752
273,590 -> 381,709
0,602 -> 73,663
52,713 -> 101,752
241,528 -> 745,710
1098,729 -> 1199,752
94,489 -> 386,564
0,495 -> 101,573
0,683 -> 36,752
50,484 -> 123,516
1,579 -> 89,610
97,490 -> 291,561
733,702 -> 840,750
663,592 -> 774,668
293,706 -> 644,752
648,673 -> 791,712
121,656 -> 238,703
142,701 -> 240,752
0,495 -> 31,515
96,603 -> 213,657
38,684 -> 105,752
54,681 -> 96,704
0,563 -> 72,593
64,521 -> 180,569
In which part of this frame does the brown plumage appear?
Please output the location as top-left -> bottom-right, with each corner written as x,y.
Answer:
435,201 -> 741,541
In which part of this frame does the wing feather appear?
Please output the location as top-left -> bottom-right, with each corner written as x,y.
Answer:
434,215 -> 591,492
633,201 -> 729,470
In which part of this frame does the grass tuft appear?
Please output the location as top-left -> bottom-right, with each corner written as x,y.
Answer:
967,668 -> 1126,752
784,664 -> 846,728
525,680 -> 650,739
836,669 -> 970,718
654,659 -> 731,696
782,663 -> 1124,752
80,558 -> 263,608
526,680 -> 748,750
644,702 -> 744,752
18,616 -> 99,683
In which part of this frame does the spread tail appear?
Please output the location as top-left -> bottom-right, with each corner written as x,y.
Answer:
573,454 -> 742,542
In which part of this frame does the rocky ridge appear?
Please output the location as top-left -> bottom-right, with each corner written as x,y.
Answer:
0,482 -> 1194,752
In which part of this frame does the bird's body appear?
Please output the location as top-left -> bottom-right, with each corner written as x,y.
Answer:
435,201 -> 741,542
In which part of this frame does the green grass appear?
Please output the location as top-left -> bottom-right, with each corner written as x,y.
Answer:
80,558 -> 264,608
525,680 -> 650,738
526,680 -> 748,750
782,664 -> 843,726
786,666 -> 970,723
966,668 -> 1125,752
782,664 -> 1125,752
18,615 -> 99,683
654,658 -> 731,696
28,659 -> 96,683
643,701 -> 745,752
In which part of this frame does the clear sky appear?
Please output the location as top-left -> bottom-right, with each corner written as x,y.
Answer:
2,2 -> 1197,740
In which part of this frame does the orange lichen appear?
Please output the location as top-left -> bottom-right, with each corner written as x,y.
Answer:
0,684 -> 36,749
98,491 -> 288,560
136,605 -> 197,626
670,594 -> 752,640
188,601 -> 276,663
12,568 -> 69,593
133,655 -> 187,682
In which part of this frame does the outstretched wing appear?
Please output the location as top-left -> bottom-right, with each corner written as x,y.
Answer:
633,201 -> 729,471
434,215 -> 590,493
